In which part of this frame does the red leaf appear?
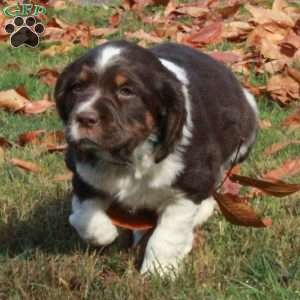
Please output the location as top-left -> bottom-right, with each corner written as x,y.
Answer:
282,108 -> 300,128
107,203 -> 157,230
10,158 -> 42,173
186,21 -> 223,46
263,159 -> 300,181
214,192 -> 271,227
230,174 -> 300,197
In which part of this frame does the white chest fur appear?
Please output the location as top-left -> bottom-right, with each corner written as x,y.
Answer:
76,147 -> 184,211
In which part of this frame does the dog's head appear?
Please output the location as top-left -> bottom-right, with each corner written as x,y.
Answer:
55,40 -> 186,164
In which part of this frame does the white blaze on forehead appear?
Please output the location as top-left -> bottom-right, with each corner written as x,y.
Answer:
96,46 -> 122,70
76,90 -> 100,114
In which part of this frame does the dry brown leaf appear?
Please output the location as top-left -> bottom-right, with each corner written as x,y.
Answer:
259,119 -> 272,129
245,3 -> 294,27
267,74 -> 300,104
10,158 -> 42,173
287,67 -> 300,83
23,98 -> 54,114
280,31 -> 300,57
0,137 -> 13,149
41,43 -> 74,57
0,89 -> 29,112
186,21 -> 223,46
223,21 -> 254,41
282,108 -> 300,128
126,30 -> 163,44
263,159 -> 300,181
37,68 -> 59,86
209,51 -> 241,64
175,6 -> 209,18
230,174 -> 300,197
90,28 -> 118,37
214,192 -> 272,227
53,172 -> 73,182
263,140 -> 300,155
19,130 -> 64,147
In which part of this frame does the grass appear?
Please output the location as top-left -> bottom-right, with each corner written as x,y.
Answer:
0,2 -> 300,300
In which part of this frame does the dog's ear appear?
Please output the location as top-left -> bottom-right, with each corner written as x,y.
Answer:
54,68 -> 73,124
154,75 -> 186,163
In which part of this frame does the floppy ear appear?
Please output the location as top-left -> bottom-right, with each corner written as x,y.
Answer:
154,76 -> 186,163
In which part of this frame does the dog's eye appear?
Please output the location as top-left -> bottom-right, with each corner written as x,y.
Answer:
71,82 -> 84,93
118,86 -> 135,97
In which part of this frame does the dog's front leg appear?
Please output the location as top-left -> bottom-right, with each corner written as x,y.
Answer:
141,197 -> 197,276
69,195 -> 118,246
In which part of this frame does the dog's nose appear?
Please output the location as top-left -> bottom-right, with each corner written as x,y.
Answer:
76,111 -> 98,127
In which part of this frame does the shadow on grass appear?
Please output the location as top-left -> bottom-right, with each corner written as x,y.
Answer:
0,193 -> 138,260
0,193 -> 87,257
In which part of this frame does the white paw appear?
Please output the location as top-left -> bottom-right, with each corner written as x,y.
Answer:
69,197 -> 118,246
140,253 -> 180,277
140,231 -> 193,277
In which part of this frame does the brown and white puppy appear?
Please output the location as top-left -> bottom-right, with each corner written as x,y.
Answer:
55,40 -> 258,276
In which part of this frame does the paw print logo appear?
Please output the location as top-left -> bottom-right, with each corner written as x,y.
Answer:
5,16 -> 44,48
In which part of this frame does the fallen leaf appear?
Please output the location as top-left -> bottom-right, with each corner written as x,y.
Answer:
10,158 -> 42,173
264,140 -> 300,155
287,67 -> 300,84
186,21 -> 223,46
267,74 -> 300,104
282,108 -> 300,128
37,68 -> 59,86
41,43 -> 74,57
0,137 -> 13,149
245,3 -> 294,27
90,27 -> 118,37
109,13 -> 121,27
0,89 -> 29,112
214,192 -> 272,227
175,6 -> 209,18
208,51 -> 241,64
126,29 -> 164,44
230,173 -> 300,196
107,203 -> 157,230
53,172 -> 73,181
18,130 -> 65,149
263,159 -> 300,181
23,99 -> 54,114
259,119 -> 272,129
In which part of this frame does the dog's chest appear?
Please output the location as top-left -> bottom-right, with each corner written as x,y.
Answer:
76,152 -> 184,209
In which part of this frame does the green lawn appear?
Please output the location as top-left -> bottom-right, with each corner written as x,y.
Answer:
0,2 -> 299,300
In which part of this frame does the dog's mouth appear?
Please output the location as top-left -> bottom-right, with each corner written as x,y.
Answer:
74,138 -> 132,166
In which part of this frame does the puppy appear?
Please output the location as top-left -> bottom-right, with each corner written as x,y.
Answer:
55,40 -> 258,276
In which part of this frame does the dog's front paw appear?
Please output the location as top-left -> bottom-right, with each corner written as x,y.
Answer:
140,253 -> 180,277
69,197 -> 118,246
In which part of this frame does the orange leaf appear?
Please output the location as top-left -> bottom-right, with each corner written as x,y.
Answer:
107,204 -> 157,230
18,130 -> 46,146
53,172 -> 73,182
0,89 -> 29,112
263,159 -> 300,181
263,140 -> 300,155
282,108 -> 300,128
10,158 -> 42,173
23,99 -> 54,114
186,21 -> 223,46
209,51 -> 241,64
230,174 -> 300,197
214,192 -> 272,227
37,68 -> 59,86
